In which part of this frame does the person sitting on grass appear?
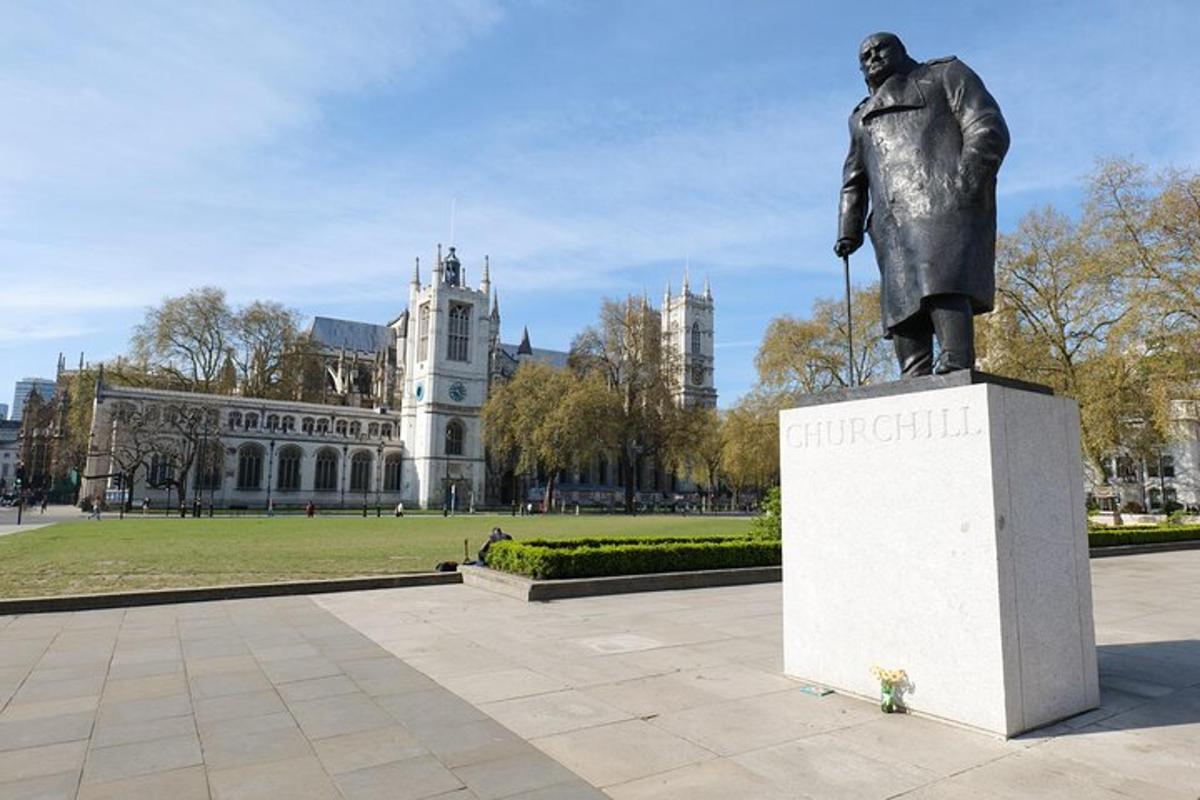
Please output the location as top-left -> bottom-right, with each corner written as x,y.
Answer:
477,527 -> 512,566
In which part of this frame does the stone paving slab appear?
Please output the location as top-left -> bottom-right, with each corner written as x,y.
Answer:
0,592 -> 600,799
2,549 -> 1199,798
318,550 -> 1200,799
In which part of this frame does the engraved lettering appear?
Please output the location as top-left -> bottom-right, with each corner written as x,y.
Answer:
872,414 -> 894,442
849,416 -> 867,443
826,418 -> 846,446
895,411 -> 919,441
786,424 -> 806,449
784,405 -> 982,449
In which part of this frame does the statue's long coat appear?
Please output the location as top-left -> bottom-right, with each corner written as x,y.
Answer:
839,56 -> 1009,334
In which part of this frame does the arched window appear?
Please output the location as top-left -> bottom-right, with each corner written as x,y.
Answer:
314,448 -> 338,491
384,455 -> 402,491
349,421 -> 361,437
194,447 -> 221,490
445,420 -> 464,456
244,413 -> 259,431
281,416 -> 295,433
368,423 -> 379,437
236,444 -> 264,490
448,302 -> 471,362
148,453 -> 174,486
266,414 -> 280,431
277,446 -> 302,492
381,423 -> 393,439
228,411 -> 242,430
315,419 -> 330,435
301,417 -> 315,434
691,321 -> 701,356
335,420 -> 348,436
350,451 -> 372,492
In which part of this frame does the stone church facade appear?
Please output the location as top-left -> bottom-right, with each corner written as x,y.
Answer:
82,246 -> 716,510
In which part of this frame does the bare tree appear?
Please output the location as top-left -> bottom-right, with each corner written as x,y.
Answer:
233,301 -> 304,399
132,287 -> 234,393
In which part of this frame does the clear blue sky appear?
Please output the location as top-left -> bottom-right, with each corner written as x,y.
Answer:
2,0 -> 1197,410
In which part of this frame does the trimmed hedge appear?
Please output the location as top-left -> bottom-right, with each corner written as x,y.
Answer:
485,536 -> 781,580
1088,524 -> 1200,548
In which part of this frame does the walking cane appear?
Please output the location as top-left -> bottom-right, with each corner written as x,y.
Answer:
842,254 -> 857,387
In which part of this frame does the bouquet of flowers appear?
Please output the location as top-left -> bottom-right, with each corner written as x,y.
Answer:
869,665 -> 907,713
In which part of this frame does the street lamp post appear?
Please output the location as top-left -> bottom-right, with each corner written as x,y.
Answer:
266,439 -> 275,515
375,441 -> 383,518
197,422 -> 208,519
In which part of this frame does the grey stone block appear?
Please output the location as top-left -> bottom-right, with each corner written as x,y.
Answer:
81,732 -> 202,784
334,755 -> 463,800
194,689 -> 287,726
76,765 -> 209,800
0,711 -> 95,751
287,693 -> 396,740
0,769 -> 80,800
454,750 -> 586,800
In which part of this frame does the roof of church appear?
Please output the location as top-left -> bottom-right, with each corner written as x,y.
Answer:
498,342 -> 569,369
309,317 -> 393,353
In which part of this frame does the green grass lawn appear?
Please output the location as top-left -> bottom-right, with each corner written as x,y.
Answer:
0,514 -> 752,598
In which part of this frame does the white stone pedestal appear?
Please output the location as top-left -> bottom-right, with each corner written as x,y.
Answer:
780,372 -> 1099,737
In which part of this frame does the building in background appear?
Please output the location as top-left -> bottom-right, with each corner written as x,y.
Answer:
11,377 -> 55,422
0,403 -> 9,420
0,420 -> 19,494
1089,400 -> 1200,514
82,247 -> 718,510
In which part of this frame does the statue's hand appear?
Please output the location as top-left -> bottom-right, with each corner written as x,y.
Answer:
834,238 -> 861,258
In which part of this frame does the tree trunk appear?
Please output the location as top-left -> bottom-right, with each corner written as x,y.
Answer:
544,473 -> 556,514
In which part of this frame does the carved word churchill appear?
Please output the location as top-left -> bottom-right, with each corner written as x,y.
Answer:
785,405 -> 983,450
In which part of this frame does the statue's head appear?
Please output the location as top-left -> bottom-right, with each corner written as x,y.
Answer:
858,32 -> 915,90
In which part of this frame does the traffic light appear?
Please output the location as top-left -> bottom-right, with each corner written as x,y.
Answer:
14,464 -> 24,490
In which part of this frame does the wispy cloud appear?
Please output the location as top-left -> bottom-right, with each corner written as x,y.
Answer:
2,1 -> 1198,405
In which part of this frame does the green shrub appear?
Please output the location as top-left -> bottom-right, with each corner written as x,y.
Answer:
1088,524 -> 1200,548
485,536 -> 781,579
750,487 -> 781,539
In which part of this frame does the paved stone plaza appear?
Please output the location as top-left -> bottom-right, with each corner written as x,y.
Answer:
0,551 -> 1197,799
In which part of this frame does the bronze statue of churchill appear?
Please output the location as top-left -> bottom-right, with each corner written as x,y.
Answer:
836,33 -> 1009,377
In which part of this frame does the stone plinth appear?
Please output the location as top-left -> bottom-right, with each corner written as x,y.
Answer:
780,372 -> 1099,737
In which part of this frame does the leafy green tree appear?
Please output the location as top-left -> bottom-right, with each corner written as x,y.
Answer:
754,283 -> 895,402
570,296 -> 681,512
719,393 -> 779,510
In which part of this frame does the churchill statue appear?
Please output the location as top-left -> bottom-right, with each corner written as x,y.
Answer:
835,33 -> 1009,377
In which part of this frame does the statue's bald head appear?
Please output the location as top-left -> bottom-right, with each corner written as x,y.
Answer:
858,32 -> 914,90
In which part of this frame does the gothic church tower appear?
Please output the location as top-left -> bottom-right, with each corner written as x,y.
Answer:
662,268 -> 717,408
398,245 -> 491,509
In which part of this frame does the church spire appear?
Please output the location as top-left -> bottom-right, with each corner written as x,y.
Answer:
682,264 -> 690,295
517,326 -> 532,355
703,273 -> 711,300
433,243 -> 444,282
490,291 -> 500,320
481,254 -> 491,295
411,257 -> 421,287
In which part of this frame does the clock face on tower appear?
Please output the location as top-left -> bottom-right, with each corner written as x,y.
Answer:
448,381 -> 467,402
692,364 -> 704,386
